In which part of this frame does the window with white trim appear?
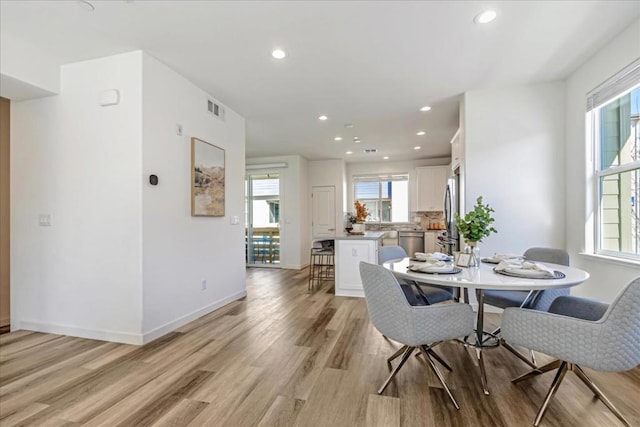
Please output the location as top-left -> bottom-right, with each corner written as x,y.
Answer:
354,175 -> 409,223
588,59 -> 640,260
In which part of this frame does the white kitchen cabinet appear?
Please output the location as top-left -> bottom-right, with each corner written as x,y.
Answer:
424,231 -> 438,253
334,233 -> 382,297
415,166 -> 449,211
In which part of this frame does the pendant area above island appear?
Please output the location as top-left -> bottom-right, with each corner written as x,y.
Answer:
334,231 -> 384,297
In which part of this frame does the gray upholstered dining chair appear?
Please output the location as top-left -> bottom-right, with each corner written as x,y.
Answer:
502,276 -> 640,427
480,247 -> 570,365
359,261 -> 474,409
482,247 -> 571,312
378,245 -> 455,305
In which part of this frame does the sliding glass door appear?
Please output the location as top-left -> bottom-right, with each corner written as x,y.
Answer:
245,172 -> 281,267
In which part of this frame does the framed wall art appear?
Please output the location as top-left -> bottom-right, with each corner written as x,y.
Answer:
191,137 -> 225,217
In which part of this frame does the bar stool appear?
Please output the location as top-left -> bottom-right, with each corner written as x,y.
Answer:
308,240 -> 334,291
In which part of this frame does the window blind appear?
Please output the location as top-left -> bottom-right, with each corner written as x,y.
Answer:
353,174 -> 408,183
586,57 -> 640,111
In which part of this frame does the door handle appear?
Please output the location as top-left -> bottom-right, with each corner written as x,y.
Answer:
328,228 -> 335,231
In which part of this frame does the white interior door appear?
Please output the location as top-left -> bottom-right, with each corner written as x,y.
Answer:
312,186 -> 336,237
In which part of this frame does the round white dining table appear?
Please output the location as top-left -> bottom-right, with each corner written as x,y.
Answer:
382,258 -> 590,395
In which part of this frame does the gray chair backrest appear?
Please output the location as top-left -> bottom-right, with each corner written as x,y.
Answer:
523,247 -> 569,266
597,277 -> 640,371
524,247 -> 570,311
360,262 -> 473,347
359,261 -> 415,344
378,245 -> 408,264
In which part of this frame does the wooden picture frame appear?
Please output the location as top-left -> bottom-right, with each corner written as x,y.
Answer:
456,253 -> 472,267
191,137 -> 225,217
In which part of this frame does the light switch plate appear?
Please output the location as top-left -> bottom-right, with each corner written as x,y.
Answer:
39,214 -> 51,226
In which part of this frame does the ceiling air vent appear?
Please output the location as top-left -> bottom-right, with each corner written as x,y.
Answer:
364,148 -> 378,154
207,98 -> 226,122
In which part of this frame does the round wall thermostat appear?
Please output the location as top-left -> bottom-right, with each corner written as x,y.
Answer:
149,175 -> 158,185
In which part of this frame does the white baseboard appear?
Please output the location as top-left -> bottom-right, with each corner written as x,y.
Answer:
18,320 -> 144,345
335,289 -> 365,298
142,289 -> 247,344
17,290 -> 248,346
281,263 -> 308,270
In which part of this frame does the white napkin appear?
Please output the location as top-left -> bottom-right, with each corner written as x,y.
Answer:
485,253 -> 522,262
409,261 -> 455,273
414,252 -> 453,262
495,260 -> 555,278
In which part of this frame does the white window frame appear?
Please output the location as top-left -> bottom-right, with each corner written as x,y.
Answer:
353,174 -> 410,224
588,58 -> 640,261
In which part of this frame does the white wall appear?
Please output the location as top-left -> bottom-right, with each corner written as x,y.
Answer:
11,52 -> 144,343
246,155 -> 308,269
141,54 -> 246,341
0,32 -> 59,99
564,18 -> 640,302
346,158 -> 450,218
299,156 -> 311,265
463,82 -> 566,257
10,50 -> 248,345
309,159 -> 347,233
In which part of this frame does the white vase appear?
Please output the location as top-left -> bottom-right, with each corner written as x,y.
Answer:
352,223 -> 365,233
464,241 -> 480,267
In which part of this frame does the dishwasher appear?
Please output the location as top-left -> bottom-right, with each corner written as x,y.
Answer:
398,231 -> 424,257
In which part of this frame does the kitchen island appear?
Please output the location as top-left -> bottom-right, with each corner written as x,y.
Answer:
334,231 -> 384,297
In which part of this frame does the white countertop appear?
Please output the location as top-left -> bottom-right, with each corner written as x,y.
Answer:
334,231 -> 385,240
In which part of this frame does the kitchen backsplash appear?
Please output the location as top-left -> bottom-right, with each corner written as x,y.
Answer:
363,211 -> 444,231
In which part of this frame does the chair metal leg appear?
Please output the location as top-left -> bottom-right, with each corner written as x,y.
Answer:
573,365 -> 632,427
414,342 -> 452,372
425,347 -> 453,372
501,339 -> 539,371
419,346 -> 461,410
533,361 -> 569,426
387,345 -> 408,367
512,359 -> 562,384
378,346 -> 414,394
475,347 -> 489,395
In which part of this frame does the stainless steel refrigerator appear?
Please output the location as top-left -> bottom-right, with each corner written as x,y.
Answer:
440,174 -> 460,254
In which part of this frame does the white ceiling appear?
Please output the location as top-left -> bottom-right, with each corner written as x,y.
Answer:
1,1 -> 639,162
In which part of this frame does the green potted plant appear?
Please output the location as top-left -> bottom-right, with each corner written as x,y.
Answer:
454,196 -> 497,265
346,213 -> 357,232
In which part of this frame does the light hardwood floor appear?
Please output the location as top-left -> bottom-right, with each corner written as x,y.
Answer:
1,268 -> 639,426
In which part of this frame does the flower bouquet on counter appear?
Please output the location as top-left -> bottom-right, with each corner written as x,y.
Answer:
354,200 -> 369,223
351,200 -> 369,233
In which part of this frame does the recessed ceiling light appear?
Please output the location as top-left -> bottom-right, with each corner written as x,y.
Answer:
416,131 -> 426,136
354,140 -> 361,144
318,115 -> 328,121
76,0 -> 95,11
271,49 -> 287,59
414,146 -> 421,150
419,106 -> 431,112
345,124 -> 354,129
383,156 -> 390,160
474,10 -> 497,24
346,151 -> 353,155
334,136 -> 343,141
